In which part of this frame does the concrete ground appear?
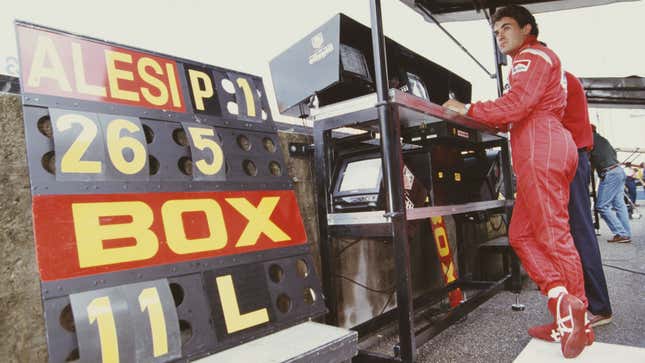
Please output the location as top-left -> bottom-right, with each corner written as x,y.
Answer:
363,208 -> 645,362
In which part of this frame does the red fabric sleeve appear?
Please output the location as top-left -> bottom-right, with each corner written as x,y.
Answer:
469,52 -> 552,126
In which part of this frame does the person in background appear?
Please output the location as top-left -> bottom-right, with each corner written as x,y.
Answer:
639,162 -> 645,196
442,5 -> 591,358
590,125 -> 632,242
624,164 -> 637,218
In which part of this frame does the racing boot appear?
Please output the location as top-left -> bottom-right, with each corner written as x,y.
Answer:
547,292 -> 589,358
528,322 -> 561,343
528,318 -> 594,345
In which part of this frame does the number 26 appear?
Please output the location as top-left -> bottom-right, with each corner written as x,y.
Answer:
54,112 -> 147,175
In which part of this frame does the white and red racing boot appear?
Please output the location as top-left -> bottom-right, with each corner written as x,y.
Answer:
546,293 -> 589,358
528,320 -> 594,345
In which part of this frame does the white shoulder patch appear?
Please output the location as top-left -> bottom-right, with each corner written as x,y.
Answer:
519,48 -> 553,66
512,59 -> 531,75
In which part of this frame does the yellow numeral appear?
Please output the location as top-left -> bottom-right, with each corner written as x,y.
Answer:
187,127 -> 224,175
138,287 -> 168,357
236,78 -> 256,117
56,114 -> 101,174
106,118 -> 147,175
87,296 -> 119,363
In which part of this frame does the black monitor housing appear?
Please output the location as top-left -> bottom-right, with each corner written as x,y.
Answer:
332,153 -> 384,212
269,13 -> 471,117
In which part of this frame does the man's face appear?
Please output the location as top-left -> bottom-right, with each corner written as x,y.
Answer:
493,17 -> 531,55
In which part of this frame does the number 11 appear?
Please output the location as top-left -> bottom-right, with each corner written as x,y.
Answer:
86,287 -> 168,362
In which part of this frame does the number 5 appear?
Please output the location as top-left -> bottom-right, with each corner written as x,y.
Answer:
187,127 -> 224,175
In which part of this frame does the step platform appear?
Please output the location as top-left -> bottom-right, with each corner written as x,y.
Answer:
193,322 -> 358,363
514,338 -> 645,363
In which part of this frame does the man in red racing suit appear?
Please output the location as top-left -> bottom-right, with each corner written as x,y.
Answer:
443,5 -> 591,358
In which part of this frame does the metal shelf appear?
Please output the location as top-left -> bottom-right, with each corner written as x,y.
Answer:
328,200 -> 511,226
312,3 -> 517,362
311,89 -> 507,145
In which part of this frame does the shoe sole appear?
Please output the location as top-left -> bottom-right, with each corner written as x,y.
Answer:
561,297 -> 587,358
590,317 -> 613,327
528,327 -> 595,346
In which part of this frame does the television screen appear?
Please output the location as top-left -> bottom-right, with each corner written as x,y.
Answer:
332,152 -> 431,212
339,158 -> 381,192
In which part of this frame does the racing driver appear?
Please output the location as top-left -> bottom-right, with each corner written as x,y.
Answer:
443,5 -> 592,359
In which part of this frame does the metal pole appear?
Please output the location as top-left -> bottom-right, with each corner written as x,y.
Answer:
370,0 -> 389,102
494,51 -> 505,97
369,0 -> 415,361
488,7 -> 505,97
313,126 -> 339,325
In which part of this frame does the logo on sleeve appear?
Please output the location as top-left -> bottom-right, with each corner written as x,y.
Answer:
512,60 -> 531,75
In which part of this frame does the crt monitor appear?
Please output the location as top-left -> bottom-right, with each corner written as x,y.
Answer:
406,72 -> 430,100
390,70 -> 430,101
331,152 -> 430,212
332,155 -> 383,212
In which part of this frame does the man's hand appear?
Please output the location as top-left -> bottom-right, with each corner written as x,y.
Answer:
442,99 -> 467,115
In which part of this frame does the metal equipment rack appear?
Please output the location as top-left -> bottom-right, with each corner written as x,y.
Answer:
312,2 -> 520,361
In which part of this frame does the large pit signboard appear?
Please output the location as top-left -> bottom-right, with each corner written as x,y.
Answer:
16,21 -> 325,362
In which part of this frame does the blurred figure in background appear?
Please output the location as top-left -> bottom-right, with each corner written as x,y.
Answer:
590,125 -> 631,242
639,162 -> 645,195
624,164 -> 637,218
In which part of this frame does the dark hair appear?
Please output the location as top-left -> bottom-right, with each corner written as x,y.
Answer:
492,5 -> 539,37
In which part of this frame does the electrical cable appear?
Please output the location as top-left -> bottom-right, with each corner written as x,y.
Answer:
335,238 -> 392,258
362,288 -> 396,335
602,263 -> 645,276
335,238 -> 362,257
334,274 -> 394,294
379,290 -> 396,316
417,6 -> 495,78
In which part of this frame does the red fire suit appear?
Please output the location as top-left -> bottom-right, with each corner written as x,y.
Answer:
467,36 -> 587,306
